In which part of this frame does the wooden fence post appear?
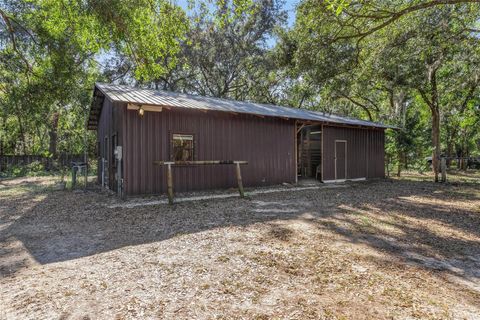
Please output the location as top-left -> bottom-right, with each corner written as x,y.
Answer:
167,162 -> 174,204
441,157 -> 447,182
235,162 -> 245,198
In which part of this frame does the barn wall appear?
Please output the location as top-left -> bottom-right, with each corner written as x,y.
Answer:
96,99 -> 125,191
96,98 -> 111,184
322,126 -> 385,181
366,129 -> 385,179
122,107 -> 296,195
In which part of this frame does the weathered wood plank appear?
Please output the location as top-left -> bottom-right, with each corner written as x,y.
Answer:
167,163 -> 174,205
154,160 -> 248,166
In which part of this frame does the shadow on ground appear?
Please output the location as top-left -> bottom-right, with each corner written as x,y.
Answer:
1,177 -> 479,293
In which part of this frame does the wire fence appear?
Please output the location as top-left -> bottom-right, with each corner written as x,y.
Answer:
0,154 -> 86,173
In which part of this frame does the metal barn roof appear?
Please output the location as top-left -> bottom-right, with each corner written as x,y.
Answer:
90,83 -> 392,129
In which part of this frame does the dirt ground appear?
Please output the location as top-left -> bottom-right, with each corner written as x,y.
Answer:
1,172 -> 479,319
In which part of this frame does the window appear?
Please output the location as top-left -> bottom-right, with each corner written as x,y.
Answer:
172,134 -> 194,161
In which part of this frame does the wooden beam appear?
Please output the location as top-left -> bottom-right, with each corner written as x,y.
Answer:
127,103 -> 163,112
235,162 -> 245,198
296,123 -> 306,134
154,160 -> 248,166
321,124 -> 324,182
154,160 -> 249,204
142,105 -> 162,112
294,121 -> 298,184
167,163 -> 174,204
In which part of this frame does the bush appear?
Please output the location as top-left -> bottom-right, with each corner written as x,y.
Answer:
1,159 -> 98,178
25,161 -> 46,176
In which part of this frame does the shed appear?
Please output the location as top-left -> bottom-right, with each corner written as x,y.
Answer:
88,83 -> 392,196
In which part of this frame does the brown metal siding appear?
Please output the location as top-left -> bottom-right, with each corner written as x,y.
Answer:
366,129 -> 385,179
123,106 -> 296,195
322,126 -> 385,181
96,99 -> 111,184
96,99 -> 125,190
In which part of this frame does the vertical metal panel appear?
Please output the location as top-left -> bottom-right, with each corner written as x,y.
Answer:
367,129 -> 385,178
123,107 -> 296,195
322,126 -> 385,181
96,99 -> 112,184
96,99 -> 125,191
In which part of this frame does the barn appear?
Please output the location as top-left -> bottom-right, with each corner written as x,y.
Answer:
88,83 -> 391,197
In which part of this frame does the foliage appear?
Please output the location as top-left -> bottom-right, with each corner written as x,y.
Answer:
282,0 -> 480,178
0,0 -> 189,160
149,0 -> 286,101
0,0 -> 479,180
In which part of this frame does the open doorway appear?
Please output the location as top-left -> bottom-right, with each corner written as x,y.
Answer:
297,124 -> 322,181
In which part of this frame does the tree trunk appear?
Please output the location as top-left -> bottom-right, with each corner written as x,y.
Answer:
48,112 -> 60,158
460,129 -> 468,170
397,149 -> 402,177
446,140 -> 453,168
17,114 -> 27,155
0,115 -> 4,156
431,107 -> 440,182
420,63 -> 442,182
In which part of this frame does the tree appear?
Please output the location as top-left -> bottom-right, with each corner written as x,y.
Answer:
149,0 -> 286,100
284,0 -> 480,181
0,0 -> 189,159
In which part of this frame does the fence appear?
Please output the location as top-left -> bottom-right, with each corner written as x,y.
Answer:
0,154 -> 85,172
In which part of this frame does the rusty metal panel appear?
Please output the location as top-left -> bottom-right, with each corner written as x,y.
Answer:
322,126 -> 385,181
122,106 -> 296,195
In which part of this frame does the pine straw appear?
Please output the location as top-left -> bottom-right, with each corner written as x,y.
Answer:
0,172 -> 479,319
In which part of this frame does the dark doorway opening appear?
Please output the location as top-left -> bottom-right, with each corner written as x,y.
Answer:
297,124 -> 322,180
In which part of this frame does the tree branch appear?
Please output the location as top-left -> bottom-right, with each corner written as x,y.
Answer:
336,0 -> 480,42
337,92 -> 374,121
0,8 -> 32,72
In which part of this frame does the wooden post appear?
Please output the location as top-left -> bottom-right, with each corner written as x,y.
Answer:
71,166 -> 77,188
235,162 -> 245,198
153,160 -> 248,202
294,121 -> 298,184
441,157 -> 447,182
117,160 -> 122,197
167,162 -> 174,204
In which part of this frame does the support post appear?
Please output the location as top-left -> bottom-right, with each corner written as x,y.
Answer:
84,106 -> 88,190
84,163 -> 88,189
117,160 -> 122,197
235,162 -> 245,198
71,166 -> 77,188
441,157 -> 447,182
167,163 -> 174,204
101,158 -> 105,187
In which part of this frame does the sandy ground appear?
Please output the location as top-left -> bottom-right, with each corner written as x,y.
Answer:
0,172 -> 479,319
